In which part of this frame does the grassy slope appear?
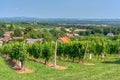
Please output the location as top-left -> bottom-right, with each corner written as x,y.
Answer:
0,57 -> 120,80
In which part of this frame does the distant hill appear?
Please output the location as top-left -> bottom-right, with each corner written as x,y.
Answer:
0,17 -> 120,25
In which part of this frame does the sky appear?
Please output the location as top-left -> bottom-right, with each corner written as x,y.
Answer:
0,0 -> 120,19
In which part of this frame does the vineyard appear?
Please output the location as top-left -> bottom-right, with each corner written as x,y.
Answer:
0,36 -> 120,80
0,37 -> 120,67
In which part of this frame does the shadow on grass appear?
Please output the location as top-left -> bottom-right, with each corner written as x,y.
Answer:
102,59 -> 120,64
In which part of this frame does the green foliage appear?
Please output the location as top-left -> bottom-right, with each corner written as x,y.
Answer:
10,42 -> 28,62
57,41 -> 85,62
42,42 -> 55,64
49,28 -> 66,40
42,29 -> 53,42
0,28 -> 5,37
27,43 -> 42,59
26,31 -> 38,39
1,35 -> 120,65
1,23 -> 7,29
27,42 -> 55,64
1,42 -> 28,68
8,24 -> 15,31
1,43 -> 13,55
13,28 -> 22,37
57,42 -> 65,58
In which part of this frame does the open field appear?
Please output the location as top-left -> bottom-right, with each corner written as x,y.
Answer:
0,56 -> 120,80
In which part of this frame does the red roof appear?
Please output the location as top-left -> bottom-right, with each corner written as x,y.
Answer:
2,36 -> 10,42
4,31 -> 13,37
67,33 -> 74,37
1,31 -> 13,43
59,37 -> 70,43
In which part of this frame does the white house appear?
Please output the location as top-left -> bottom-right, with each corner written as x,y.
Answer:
0,39 -> 3,46
107,32 -> 114,36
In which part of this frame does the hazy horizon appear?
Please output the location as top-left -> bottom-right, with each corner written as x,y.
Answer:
1,17 -> 120,20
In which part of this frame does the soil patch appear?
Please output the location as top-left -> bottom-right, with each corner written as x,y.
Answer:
16,67 -> 34,74
46,62 -> 67,70
82,63 -> 95,65
28,57 -> 67,70
1,54 -> 34,74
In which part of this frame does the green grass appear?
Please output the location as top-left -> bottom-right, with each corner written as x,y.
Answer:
1,56 -> 120,80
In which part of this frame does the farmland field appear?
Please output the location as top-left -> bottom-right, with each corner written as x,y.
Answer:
0,56 -> 120,80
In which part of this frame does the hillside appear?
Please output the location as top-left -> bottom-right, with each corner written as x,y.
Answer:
0,56 -> 120,80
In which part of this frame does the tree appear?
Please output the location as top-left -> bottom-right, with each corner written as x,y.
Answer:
8,24 -> 14,31
49,29 -> 66,40
0,28 -> 5,37
27,31 -> 38,39
42,29 -> 53,42
1,23 -> 7,29
13,28 -> 22,37
24,26 -> 33,34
